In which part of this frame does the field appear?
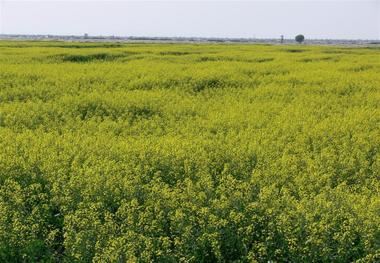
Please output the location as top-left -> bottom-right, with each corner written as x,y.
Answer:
0,41 -> 379,262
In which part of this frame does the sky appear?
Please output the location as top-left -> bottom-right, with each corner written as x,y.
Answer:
0,0 -> 379,40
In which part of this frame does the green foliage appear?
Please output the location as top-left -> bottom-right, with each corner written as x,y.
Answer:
295,34 -> 305,44
0,41 -> 379,262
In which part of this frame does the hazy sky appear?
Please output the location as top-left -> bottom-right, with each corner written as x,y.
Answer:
1,0 -> 379,39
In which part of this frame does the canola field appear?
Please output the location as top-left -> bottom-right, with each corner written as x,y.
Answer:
0,41 -> 379,262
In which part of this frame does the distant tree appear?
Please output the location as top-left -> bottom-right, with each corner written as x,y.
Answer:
295,34 -> 305,44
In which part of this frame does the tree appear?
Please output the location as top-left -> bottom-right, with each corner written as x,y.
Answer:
295,34 -> 305,44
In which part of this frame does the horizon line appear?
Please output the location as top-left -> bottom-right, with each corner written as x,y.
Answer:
1,33 -> 379,41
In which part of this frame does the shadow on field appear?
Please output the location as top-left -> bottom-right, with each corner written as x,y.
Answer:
58,53 -> 123,62
297,56 -> 340,63
196,56 -> 274,63
282,49 -> 308,53
39,51 -> 140,63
